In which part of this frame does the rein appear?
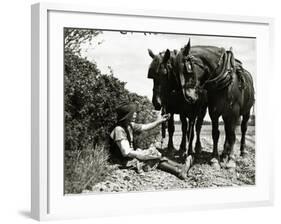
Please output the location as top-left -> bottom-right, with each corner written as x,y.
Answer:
180,55 -> 206,104
160,106 -> 167,149
158,57 -> 204,154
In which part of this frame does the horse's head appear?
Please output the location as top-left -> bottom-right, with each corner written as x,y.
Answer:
147,49 -> 172,110
174,39 -> 206,103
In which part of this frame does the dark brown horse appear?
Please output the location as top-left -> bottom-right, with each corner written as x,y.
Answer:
147,48 -> 207,157
174,40 -> 255,169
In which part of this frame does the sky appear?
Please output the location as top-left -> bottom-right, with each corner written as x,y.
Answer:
80,30 -> 256,120
81,30 -> 256,101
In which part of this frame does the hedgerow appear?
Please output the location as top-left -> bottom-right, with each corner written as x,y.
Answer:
64,47 -> 159,193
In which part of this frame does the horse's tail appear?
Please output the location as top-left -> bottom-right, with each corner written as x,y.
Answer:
236,67 -> 255,115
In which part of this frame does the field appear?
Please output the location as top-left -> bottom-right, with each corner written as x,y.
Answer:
85,124 -> 255,193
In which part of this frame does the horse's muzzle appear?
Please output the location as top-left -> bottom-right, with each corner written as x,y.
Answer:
183,88 -> 198,103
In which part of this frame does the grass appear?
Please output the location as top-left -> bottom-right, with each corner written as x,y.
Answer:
64,144 -> 113,194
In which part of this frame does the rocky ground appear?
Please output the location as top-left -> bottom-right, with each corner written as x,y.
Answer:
83,125 -> 255,194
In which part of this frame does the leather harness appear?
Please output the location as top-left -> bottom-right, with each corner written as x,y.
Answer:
202,48 -> 236,91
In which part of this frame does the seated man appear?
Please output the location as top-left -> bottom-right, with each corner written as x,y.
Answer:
110,102 -> 194,180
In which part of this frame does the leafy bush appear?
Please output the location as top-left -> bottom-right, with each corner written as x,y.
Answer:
64,51 -> 160,193
65,52 -> 159,151
65,53 -> 126,151
128,93 -> 160,149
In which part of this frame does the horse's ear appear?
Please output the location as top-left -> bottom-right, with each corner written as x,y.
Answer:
148,49 -> 155,59
183,39 -> 191,56
163,49 -> 170,64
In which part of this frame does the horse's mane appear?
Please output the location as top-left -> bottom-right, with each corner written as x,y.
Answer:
187,46 -> 225,71
193,45 -> 223,57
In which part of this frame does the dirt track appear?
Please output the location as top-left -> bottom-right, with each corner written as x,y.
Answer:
86,124 -> 255,193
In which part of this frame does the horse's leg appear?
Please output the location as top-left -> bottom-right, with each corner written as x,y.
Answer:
221,120 -> 230,165
179,114 -> 187,155
167,114 -> 175,151
195,105 -> 207,155
240,111 -> 250,157
222,113 -> 239,169
187,118 -> 195,156
210,114 -> 220,169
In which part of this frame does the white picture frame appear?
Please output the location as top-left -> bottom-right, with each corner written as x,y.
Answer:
31,2 -> 275,221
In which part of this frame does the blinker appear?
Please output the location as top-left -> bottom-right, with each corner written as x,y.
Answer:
185,61 -> 193,73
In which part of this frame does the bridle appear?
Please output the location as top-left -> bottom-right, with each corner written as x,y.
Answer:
179,54 -> 207,103
182,48 -> 235,93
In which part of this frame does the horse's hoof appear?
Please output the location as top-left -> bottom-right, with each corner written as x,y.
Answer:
194,152 -> 201,159
220,152 -> 228,160
195,150 -> 202,156
179,148 -> 186,155
177,147 -> 186,154
181,152 -> 188,160
212,163 -> 221,170
226,159 -> 236,170
210,158 -> 220,170
166,150 -> 176,158
168,144 -> 176,151
195,144 -> 202,154
240,151 -> 248,158
168,147 -> 176,152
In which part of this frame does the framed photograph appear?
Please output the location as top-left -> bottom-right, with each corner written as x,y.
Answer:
31,2 -> 274,221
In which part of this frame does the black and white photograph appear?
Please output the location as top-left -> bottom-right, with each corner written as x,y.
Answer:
64,28 -> 256,194
2,0 -> 281,222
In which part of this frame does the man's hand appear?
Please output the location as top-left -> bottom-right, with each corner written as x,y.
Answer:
156,111 -> 170,123
161,113 -> 171,122
141,112 -> 171,131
